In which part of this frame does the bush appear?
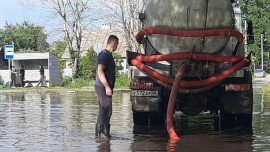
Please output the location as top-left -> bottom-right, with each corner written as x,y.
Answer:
112,52 -> 124,77
262,83 -> 270,94
67,79 -> 90,88
79,48 -> 97,80
60,77 -> 72,87
115,76 -> 130,89
61,77 -> 92,88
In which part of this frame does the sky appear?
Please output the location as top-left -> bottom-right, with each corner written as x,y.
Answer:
0,0 -> 60,43
0,0 -> 44,27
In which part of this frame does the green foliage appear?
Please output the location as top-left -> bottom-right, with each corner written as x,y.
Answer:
50,40 -> 67,56
60,77 -> 72,87
18,48 -> 34,53
0,21 -> 49,52
115,76 -> 130,89
57,51 -> 65,73
67,78 -> 90,88
60,75 -> 129,89
49,40 -> 67,78
113,52 -> 124,77
239,0 -> 270,69
60,77 -> 94,88
262,83 -> 270,94
79,48 -> 97,80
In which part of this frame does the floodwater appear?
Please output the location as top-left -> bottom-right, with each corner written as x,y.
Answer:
0,91 -> 269,152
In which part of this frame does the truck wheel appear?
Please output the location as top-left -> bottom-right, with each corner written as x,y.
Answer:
236,114 -> 252,129
219,112 -> 252,130
133,111 -> 148,126
235,71 -> 253,129
149,112 -> 166,125
133,111 -> 166,126
219,110 -> 237,129
220,71 -> 253,129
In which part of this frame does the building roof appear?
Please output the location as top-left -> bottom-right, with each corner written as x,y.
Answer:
62,47 -> 71,60
13,52 -> 57,60
81,29 -> 128,57
62,28 -> 128,60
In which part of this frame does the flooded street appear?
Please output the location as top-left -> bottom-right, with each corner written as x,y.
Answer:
0,91 -> 269,152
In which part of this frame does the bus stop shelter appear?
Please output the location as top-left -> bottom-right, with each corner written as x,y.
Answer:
10,52 -> 60,87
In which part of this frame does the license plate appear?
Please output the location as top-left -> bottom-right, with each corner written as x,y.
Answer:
131,90 -> 158,97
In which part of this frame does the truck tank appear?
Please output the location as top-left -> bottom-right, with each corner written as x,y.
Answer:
128,0 -> 254,141
144,0 -> 234,54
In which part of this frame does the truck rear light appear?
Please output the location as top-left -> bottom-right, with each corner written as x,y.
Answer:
130,83 -> 154,90
225,84 -> 250,91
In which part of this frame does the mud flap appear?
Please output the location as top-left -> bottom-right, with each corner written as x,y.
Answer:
220,71 -> 253,129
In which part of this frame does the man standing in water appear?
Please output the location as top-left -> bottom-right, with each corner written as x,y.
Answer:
95,35 -> 118,139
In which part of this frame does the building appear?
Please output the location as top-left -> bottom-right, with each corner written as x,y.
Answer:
0,52 -> 60,87
62,23 -> 129,77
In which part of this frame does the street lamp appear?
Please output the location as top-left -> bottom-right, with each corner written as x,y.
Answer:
261,34 -> 264,70
261,33 -> 268,71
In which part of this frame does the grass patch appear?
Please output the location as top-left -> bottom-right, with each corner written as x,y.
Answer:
115,76 -> 130,89
60,76 -> 129,89
61,78 -> 95,88
0,76 -> 130,91
262,83 -> 270,94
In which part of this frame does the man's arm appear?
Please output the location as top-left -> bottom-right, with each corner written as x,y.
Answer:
97,64 -> 112,96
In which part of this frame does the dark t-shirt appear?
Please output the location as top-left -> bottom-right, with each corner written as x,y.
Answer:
95,49 -> 116,89
20,68 -> 25,78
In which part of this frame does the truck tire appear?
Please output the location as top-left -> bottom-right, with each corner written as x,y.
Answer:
149,112 -> 166,125
220,70 -> 253,129
133,111 -> 166,126
133,87 -> 168,126
148,87 -> 168,125
133,111 -> 148,126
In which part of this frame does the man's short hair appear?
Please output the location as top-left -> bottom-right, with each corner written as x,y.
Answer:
107,35 -> 119,45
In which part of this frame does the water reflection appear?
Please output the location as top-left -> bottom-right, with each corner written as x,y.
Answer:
252,93 -> 270,151
0,91 -> 269,151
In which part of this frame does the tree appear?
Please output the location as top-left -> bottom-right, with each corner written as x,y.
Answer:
0,21 -> 49,52
239,0 -> 270,69
99,0 -> 148,53
50,40 -> 67,78
22,0 -> 101,82
113,52 -> 124,77
50,40 -> 67,56
79,48 -> 97,80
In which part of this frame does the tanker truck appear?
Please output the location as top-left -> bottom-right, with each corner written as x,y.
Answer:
127,0 -> 254,130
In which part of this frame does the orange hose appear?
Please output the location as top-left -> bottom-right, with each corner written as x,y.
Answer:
136,28 -> 243,45
167,66 -> 186,141
136,53 -> 244,63
131,58 -> 250,88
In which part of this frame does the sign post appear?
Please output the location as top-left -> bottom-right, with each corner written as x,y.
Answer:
4,45 -> 14,86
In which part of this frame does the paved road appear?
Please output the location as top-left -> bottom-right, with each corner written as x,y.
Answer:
253,74 -> 270,90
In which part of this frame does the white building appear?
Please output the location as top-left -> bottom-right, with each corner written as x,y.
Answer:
0,52 -> 60,87
62,23 -> 129,78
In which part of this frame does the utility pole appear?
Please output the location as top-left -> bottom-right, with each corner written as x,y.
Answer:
261,34 -> 264,70
244,20 -> 248,53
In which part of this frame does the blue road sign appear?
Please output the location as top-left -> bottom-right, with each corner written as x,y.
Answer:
5,45 -> 14,59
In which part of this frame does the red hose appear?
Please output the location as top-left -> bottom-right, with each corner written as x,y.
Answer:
167,66 -> 186,141
132,27 -> 247,141
131,55 -> 250,88
136,53 -> 244,63
136,28 -> 243,45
